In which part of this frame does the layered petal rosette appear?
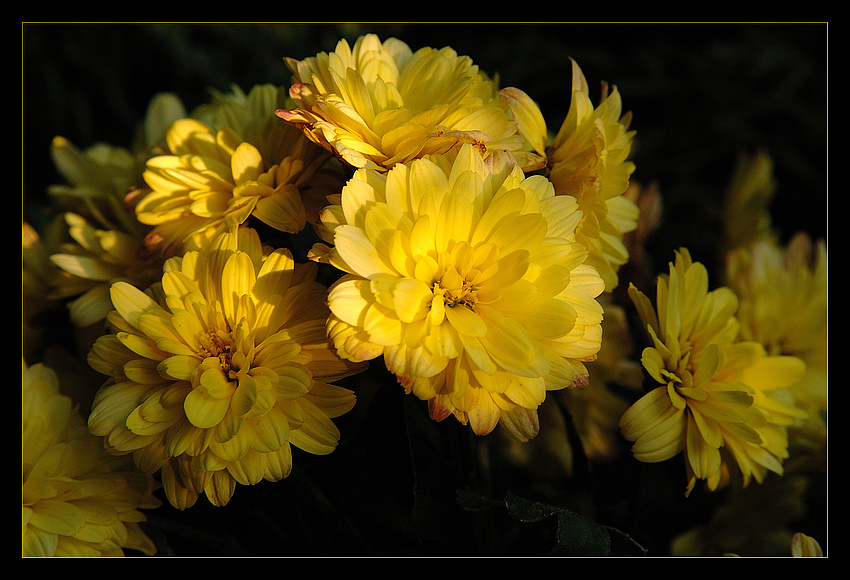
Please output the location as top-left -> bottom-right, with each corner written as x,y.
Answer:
621,249 -> 808,495
136,85 -> 337,257
277,34 -> 546,173
23,360 -> 161,557
87,227 -> 365,509
311,144 -> 604,441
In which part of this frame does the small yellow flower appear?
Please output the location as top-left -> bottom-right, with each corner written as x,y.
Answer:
546,58 -> 638,292
312,143 -> 604,441
621,249 -> 808,495
86,227 -> 364,509
277,34 -> 546,172
23,360 -> 161,557
193,83 -> 347,227
136,84 -> 336,256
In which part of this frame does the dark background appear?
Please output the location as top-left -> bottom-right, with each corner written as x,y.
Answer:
22,22 -> 828,557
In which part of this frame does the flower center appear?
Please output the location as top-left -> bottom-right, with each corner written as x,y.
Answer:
199,331 -> 243,380
434,265 -> 477,310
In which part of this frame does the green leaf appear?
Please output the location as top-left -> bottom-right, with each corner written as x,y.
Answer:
505,492 -> 646,556
458,491 -> 646,556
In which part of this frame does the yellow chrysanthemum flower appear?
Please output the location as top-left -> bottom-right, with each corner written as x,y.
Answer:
726,232 -> 828,466
136,84 -> 337,257
277,34 -> 546,173
86,227 -> 364,509
311,143 -> 604,441
192,83 -> 347,227
546,58 -> 638,292
621,249 -> 807,495
23,360 -> 161,557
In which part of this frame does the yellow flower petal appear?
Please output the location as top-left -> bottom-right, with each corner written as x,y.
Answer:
334,224 -> 396,278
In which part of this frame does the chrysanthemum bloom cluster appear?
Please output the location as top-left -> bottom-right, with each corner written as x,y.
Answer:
311,143 -> 604,440
621,249 -> 808,495
545,58 -> 638,292
38,34 -> 634,518
279,34 -> 640,441
23,360 -> 161,557
277,34 -> 547,173
136,84 -> 340,258
86,227 -> 364,509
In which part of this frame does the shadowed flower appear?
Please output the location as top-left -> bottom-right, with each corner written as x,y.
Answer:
546,58 -> 638,292
726,232 -> 828,469
311,143 -> 604,441
41,93 -> 188,327
86,227 -> 364,509
48,136 -> 147,239
48,212 -> 166,327
23,220 -> 67,360
722,150 -> 778,253
621,249 -> 807,495
277,34 -> 546,173
720,149 -> 827,472
136,84 -> 338,257
561,299 -> 644,462
23,360 -> 161,557
48,92 -> 188,240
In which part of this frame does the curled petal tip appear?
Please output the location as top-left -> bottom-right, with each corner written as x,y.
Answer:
275,108 -> 297,121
